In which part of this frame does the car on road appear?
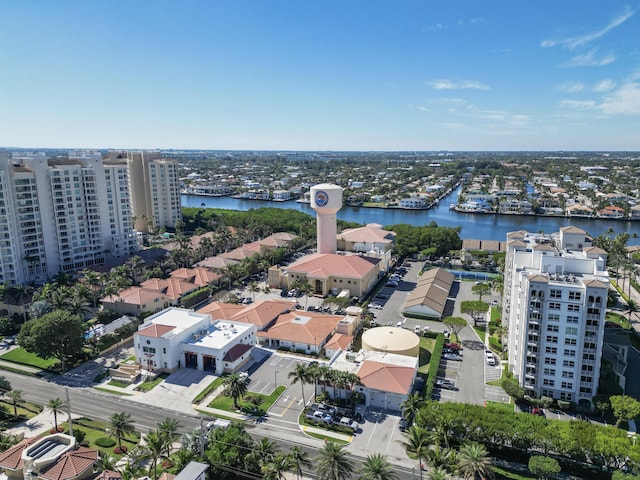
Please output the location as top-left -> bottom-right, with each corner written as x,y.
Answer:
306,411 -> 333,423
386,321 -> 394,326
399,418 -> 408,431
485,350 -> 496,366
422,326 -> 431,335
370,319 -> 378,327
414,325 -> 421,334
396,321 -> 404,328
369,303 -> 382,310
435,379 -> 455,390
385,281 -> 398,287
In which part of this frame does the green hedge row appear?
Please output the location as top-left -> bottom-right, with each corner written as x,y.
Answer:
424,333 -> 445,398
181,287 -> 211,308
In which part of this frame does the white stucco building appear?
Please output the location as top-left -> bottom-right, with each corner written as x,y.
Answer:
134,307 -> 256,374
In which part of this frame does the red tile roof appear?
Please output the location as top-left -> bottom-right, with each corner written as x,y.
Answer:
0,438 -> 38,471
357,360 -> 415,395
287,253 -> 379,279
137,323 -> 175,338
170,267 -> 220,287
223,343 -> 253,362
229,300 -> 294,328
324,333 -> 353,351
197,302 -> 245,319
39,447 -> 98,480
257,311 -> 342,344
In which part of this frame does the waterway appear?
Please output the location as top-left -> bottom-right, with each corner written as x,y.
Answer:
182,188 -> 640,242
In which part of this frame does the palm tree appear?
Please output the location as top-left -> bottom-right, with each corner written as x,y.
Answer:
262,452 -> 295,480
457,442 -> 494,480
48,398 -> 65,432
157,418 -> 181,458
358,453 -> 397,480
7,390 -> 22,418
289,445 -> 312,480
426,467 -> 453,480
315,442 -> 354,480
248,437 -> 279,469
288,363 -> 310,407
223,373 -> 249,409
168,448 -> 196,474
141,430 -> 168,480
96,451 -> 118,472
425,446 -> 458,474
0,375 -> 11,395
400,392 -> 424,426
399,425 -> 431,480
108,412 -> 136,452
117,454 -> 145,480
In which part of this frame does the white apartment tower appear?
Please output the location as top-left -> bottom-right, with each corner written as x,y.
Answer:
0,150 -> 138,285
503,226 -> 609,406
126,151 -> 181,233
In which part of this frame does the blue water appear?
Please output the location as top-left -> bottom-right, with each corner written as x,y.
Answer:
182,187 -> 640,242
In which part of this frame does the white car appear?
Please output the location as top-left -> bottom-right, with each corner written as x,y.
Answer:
396,321 -> 404,328
370,303 -> 382,310
485,351 -> 496,366
337,417 -> 359,432
414,325 -> 421,334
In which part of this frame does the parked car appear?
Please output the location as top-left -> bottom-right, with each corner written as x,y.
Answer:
531,407 -> 545,416
414,325 -> 421,334
369,303 -> 382,310
385,281 -> 398,287
444,343 -> 462,350
435,379 -> 455,390
485,350 -> 496,366
399,418 -> 408,431
336,417 -> 359,432
396,321 -> 404,328
443,353 -> 462,361
491,300 -> 498,306
306,411 -> 333,423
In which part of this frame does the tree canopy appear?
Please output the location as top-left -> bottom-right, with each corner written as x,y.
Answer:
18,310 -> 85,372
388,222 -> 462,259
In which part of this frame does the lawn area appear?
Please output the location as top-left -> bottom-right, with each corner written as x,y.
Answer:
134,373 -> 169,392
193,376 -> 225,404
485,400 -> 513,413
107,379 -> 130,388
0,348 -> 58,369
490,306 -> 501,322
418,337 -> 436,374
60,417 -> 140,454
208,385 -> 286,414
0,401 -> 42,426
494,466 -> 536,480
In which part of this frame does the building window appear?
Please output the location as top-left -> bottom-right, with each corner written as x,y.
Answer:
568,292 -> 581,301
545,347 -> 557,354
568,305 -> 580,312
543,379 -> 555,386
567,316 -> 579,323
563,349 -> 576,357
548,314 -> 560,322
565,327 -> 578,335
543,368 -> 555,375
143,346 -> 156,354
547,325 -> 559,332
544,357 -> 556,365
560,392 -> 572,401
546,336 -> 558,343
561,382 -> 573,389
563,360 -> 575,367
564,338 -> 577,345
163,348 -> 166,354
549,302 -> 561,310
562,371 -> 574,378
550,289 -> 562,299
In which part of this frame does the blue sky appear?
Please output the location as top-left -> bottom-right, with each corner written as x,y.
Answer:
1,1 -> 639,151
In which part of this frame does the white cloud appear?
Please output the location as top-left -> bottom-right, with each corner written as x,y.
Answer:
408,104 -> 430,112
433,98 -> 467,107
559,82 -> 585,93
593,79 -> 616,92
428,79 -> 490,90
423,23 -> 448,32
599,83 -> 640,114
560,99 -> 596,109
541,7 -> 634,49
561,49 -> 615,67
469,17 -> 485,25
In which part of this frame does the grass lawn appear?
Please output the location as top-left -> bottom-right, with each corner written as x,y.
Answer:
494,466 -> 536,480
0,348 -> 58,369
490,306 -> 501,322
108,379 -> 130,388
418,337 -> 436,374
59,417 -> 140,454
93,387 -> 133,396
193,376 -> 225,404
134,373 -> 169,392
208,385 -> 286,413
304,430 -> 349,445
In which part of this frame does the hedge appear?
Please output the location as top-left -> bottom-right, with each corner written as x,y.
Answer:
181,288 -> 211,308
95,437 -> 116,448
424,333 -> 445,398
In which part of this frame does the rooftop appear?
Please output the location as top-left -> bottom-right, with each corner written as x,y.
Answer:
186,320 -> 253,349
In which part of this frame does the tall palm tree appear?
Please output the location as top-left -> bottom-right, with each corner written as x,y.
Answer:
48,398 -> 65,432
457,442 -> 494,480
400,392 -> 424,426
157,418 -> 181,458
426,467 -> 453,480
247,437 -> 279,469
358,453 -> 398,480
425,446 -> 458,474
141,430 -> 168,480
96,451 -> 118,472
108,412 -> 136,452
223,373 -> 249,409
288,363 -> 310,407
399,425 -> 431,480
262,452 -> 295,480
7,390 -> 23,418
289,445 -> 312,480
316,442 -> 354,480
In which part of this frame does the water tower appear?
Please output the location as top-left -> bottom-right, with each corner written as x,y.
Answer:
310,184 -> 343,254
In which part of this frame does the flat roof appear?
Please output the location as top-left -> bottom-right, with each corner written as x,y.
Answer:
185,320 -> 253,350
142,308 -> 209,338
331,349 -> 418,374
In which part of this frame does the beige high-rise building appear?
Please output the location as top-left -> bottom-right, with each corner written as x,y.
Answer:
0,150 -> 138,285
127,151 -> 181,233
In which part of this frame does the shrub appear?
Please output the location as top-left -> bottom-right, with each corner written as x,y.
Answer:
557,400 -> 571,411
95,437 -> 116,448
71,429 -> 86,443
424,333 -> 445,398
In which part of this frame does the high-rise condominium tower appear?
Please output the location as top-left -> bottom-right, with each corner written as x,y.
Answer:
0,150 -> 138,285
503,226 -> 608,405
126,151 -> 181,233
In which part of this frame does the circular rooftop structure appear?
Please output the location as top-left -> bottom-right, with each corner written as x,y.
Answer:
362,326 -> 420,357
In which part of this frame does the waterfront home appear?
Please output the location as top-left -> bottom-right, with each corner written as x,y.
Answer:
399,197 -> 427,209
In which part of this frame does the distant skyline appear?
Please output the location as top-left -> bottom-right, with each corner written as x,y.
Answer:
1,1 -> 640,151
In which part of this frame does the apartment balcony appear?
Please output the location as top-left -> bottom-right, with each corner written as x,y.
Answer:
583,348 -> 597,355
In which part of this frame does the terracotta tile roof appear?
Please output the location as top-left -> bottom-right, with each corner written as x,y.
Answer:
195,256 -> 239,270
527,274 -> 549,283
101,286 -> 168,305
582,278 -> 609,289
229,299 -> 294,329
584,246 -> 607,255
140,278 -> 199,300
357,360 -> 415,395
92,470 -> 122,480
560,226 -> 586,234
324,333 -> 353,351
197,302 -> 245,319
257,311 -> 343,344
257,232 -> 298,248
287,253 -> 379,279
223,343 -> 253,362
39,447 -> 98,480
221,243 -> 265,261
137,323 -> 176,338
170,267 -> 220,287
0,438 -> 38,471
338,225 -> 395,243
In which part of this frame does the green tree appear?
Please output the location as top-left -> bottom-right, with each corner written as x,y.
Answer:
95,451 -> 118,472
426,467 -> 453,480
140,430 -> 168,480
460,300 -> 490,327
358,453 -> 398,480
399,425 -> 431,478
7,390 -> 22,418
48,397 -> 65,432
108,412 -> 136,452
443,316 -> 467,342
288,363 -> 311,407
262,453 -> 295,480
472,283 -> 491,300
157,418 -> 181,458
18,310 -> 85,372
457,442 -> 494,480
610,395 -> 640,427
528,455 -> 560,480
289,445 -> 312,480
223,373 -> 249,409
400,392 -> 424,426
206,423 -> 257,480
316,442 -> 354,480
0,375 -> 11,395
